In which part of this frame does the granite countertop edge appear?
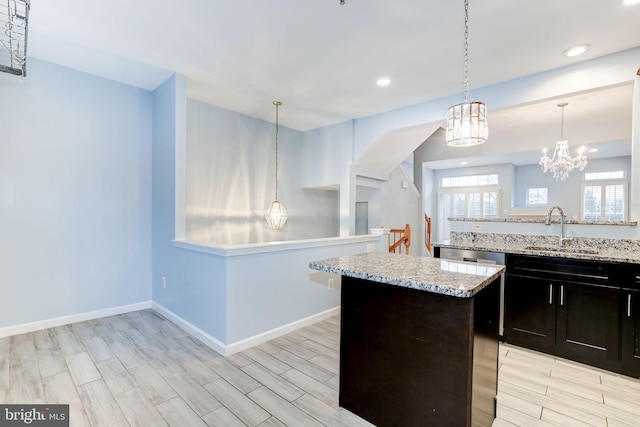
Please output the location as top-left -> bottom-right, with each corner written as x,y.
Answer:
309,255 -> 505,298
434,242 -> 640,264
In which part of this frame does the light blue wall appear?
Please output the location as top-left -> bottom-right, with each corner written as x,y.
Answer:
0,58 -> 152,328
513,156 -> 632,219
151,76 -> 227,342
186,99 -> 339,244
302,120 -> 355,236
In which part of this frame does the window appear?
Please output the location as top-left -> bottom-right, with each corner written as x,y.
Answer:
581,181 -> 626,221
441,174 -> 498,188
584,170 -> 624,181
526,187 -> 548,206
437,173 -> 501,241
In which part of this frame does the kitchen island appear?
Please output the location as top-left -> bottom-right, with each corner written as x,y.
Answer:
309,252 -> 505,427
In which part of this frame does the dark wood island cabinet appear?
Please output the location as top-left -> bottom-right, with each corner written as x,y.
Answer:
310,252 -> 505,427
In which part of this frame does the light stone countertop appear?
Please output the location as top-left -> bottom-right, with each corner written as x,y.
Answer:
309,252 -> 505,298
435,232 -> 640,264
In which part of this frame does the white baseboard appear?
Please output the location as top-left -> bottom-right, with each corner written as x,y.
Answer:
0,300 -> 339,358
151,302 -> 340,357
151,302 -> 227,355
0,301 -> 152,338
224,306 -> 340,356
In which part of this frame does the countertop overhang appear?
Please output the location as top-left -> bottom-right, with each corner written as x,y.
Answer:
309,252 -> 505,298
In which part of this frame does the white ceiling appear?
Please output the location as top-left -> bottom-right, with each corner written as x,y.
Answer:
26,0 -> 640,133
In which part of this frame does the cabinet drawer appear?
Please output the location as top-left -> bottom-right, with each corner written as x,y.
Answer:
507,254 -> 611,287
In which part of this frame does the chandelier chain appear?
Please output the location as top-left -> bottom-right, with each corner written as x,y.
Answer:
463,0 -> 470,102
560,103 -> 565,140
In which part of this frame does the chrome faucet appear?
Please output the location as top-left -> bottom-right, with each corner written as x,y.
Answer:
546,206 -> 571,247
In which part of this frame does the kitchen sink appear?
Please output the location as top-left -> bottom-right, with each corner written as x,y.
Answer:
523,246 -> 599,255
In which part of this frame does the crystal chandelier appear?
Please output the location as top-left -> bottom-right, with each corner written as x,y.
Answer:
445,0 -> 488,147
0,0 -> 30,79
265,101 -> 288,230
539,102 -> 587,181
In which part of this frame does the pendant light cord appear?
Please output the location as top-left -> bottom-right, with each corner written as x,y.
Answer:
273,100 -> 281,201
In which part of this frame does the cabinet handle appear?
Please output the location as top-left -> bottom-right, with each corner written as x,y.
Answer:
560,285 -> 564,306
549,284 -> 553,304
628,294 -> 633,317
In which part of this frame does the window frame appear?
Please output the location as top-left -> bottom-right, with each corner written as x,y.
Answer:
580,179 -> 628,222
526,187 -> 549,206
437,185 -> 501,241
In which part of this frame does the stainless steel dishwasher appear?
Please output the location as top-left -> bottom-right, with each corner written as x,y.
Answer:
435,247 -> 506,339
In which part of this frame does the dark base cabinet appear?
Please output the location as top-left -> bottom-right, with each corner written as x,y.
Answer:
340,275 -> 500,427
505,254 -> 640,378
504,273 -> 557,353
622,288 -> 640,377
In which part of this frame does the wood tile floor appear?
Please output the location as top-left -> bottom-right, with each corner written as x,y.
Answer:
0,309 -> 639,426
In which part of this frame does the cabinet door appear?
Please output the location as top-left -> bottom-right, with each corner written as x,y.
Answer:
505,274 -> 556,353
556,281 -> 620,370
621,290 -> 640,377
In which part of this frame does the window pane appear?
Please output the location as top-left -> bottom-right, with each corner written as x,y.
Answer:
584,170 -> 624,181
439,174 -> 499,188
439,193 -> 451,241
467,193 -> 481,217
583,185 -> 601,221
604,184 -> 624,221
452,193 -> 466,217
610,171 -> 624,179
527,187 -> 548,205
484,192 -> 498,218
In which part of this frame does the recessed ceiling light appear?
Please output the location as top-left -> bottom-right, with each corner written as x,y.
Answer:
563,44 -> 590,57
588,148 -> 599,153
460,161 -> 468,165
623,0 -> 640,5
376,78 -> 391,87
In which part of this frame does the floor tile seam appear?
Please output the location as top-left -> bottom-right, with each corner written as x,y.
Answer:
547,371 -> 611,391
499,358 -> 554,374
594,397 -> 640,421
498,369 -> 555,390
289,392 -> 341,427
202,378 -> 272,425
241,363 -> 306,402
271,348 -> 334,379
241,351 -> 293,376
601,394 -> 640,413
543,375 -> 608,398
545,384 -> 607,410
539,406 -> 606,427
497,384 -> 549,408
246,387 -> 321,427
165,378 -> 224,419
536,388 -> 611,425
496,399 -> 545,422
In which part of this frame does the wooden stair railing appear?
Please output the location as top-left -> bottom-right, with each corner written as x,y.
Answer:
388,224 -> 411,254
425,213 -> 432,255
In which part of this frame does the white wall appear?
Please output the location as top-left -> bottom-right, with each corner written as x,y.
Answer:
376,166 -> 422,256
0,59 -> 152,330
